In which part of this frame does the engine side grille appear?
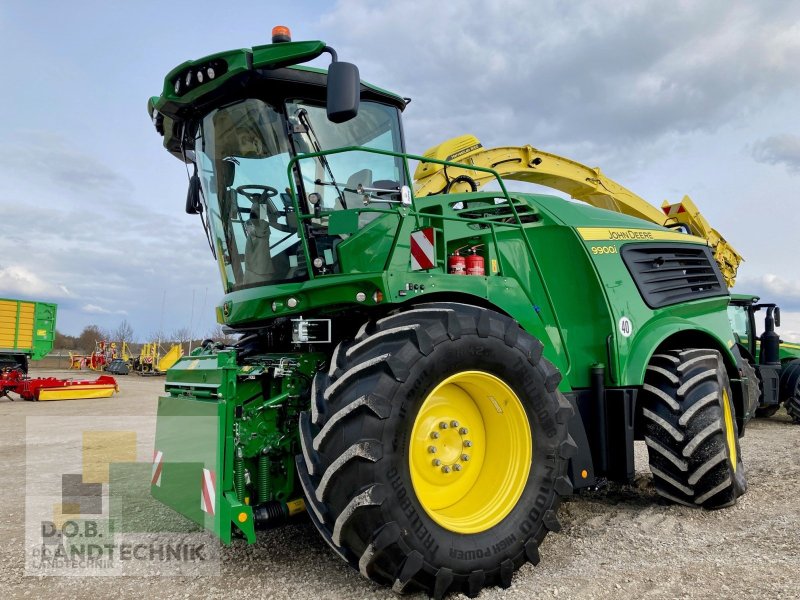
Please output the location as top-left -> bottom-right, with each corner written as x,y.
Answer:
621,244 -> 727,308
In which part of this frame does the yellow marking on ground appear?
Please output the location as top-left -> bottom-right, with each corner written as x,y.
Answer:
82,431 -> 137,483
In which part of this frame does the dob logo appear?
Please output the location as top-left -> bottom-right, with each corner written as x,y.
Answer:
27,423 -> 216,576
44,431 -> 136,540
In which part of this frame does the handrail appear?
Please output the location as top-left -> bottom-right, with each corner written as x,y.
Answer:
285,145 -> 521,280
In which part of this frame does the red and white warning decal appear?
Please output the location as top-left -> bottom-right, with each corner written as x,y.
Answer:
200,468 -> 216,515
662,203 -> 686,216
151,450 -> 163,487
410,227 -> 436,270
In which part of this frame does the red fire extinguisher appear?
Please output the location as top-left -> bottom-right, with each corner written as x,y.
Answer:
466,245 -> 485,276
448,246 -> 467,275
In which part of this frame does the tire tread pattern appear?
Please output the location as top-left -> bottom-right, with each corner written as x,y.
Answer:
640,349 -> 746,508
297,303 -> 573,597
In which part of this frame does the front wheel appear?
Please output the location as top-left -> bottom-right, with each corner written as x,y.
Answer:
297,303 -> 575,597
641,349 -> 746,508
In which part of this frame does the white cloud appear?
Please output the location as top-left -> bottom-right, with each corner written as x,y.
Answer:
81,304 -> 126,316
737,274 -> 800,342
322,0 -> 800,155
761,273 -> 800,306
0,265 -> 71,299
0,132 -> 130,196
753,310 -> 800,344
752,134 -> 800,172
736,274 -> 800,310
82,304 -> 111,314
776,311 -> 800,343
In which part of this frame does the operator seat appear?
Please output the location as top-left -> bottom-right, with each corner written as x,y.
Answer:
344,169 -> 373,207
243,203 -> 275,285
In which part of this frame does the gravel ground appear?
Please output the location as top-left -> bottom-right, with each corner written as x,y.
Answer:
1,369 -> 798,599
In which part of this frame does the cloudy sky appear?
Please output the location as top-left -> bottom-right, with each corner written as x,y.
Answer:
1,1 -> 798,342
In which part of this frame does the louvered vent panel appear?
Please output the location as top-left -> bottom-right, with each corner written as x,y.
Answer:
621,244 -> 727,308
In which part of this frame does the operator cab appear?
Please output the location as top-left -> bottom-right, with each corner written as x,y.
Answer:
193,93 -> 406,292
728,294 -> 784,413
154,28 -> 409,294
728,295 -> 782,363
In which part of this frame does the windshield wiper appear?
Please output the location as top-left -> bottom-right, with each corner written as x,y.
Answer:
295,108 -> 347,209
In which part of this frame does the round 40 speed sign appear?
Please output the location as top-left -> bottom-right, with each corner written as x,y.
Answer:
618,316 -> 633,337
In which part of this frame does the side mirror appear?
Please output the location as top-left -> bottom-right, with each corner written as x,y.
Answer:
327,61 -> 360,123
186,172 -> 203,214
775,307 -> 781,328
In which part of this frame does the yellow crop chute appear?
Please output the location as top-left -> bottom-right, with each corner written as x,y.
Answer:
414,135 -> 743,287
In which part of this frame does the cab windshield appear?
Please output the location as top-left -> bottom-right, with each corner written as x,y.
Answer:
727,305 -> 750,346
196,97 -> 405,292
196,98 -> 298,292
287,99 -> 405,213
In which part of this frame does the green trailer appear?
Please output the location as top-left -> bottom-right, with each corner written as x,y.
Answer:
147,30 -> 754,597
0,297 -> 56,374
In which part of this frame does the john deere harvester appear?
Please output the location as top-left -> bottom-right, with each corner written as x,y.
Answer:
148,28 -> 754,597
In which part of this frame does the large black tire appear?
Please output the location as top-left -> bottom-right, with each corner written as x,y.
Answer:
780,359 -> 800,423
297,303 -> 576,598
641,349 -> 746,508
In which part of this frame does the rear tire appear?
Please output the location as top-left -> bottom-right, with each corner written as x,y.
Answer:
640,349 -> 746,508
780,359 -> 800,423
297,303 -> 575,597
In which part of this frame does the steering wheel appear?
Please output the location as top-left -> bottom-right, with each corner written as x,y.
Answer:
235,184 -> 279,203
235,185 -> 294,233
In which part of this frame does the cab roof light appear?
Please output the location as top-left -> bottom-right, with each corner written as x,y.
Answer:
272,26 -> 291,43
171,59 -> 228,97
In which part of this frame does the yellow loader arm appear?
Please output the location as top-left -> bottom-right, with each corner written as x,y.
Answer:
413,135 -> 743,287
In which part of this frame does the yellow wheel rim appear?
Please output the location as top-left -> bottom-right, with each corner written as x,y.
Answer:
409,371 -> 532,534
722,388 -> 737,472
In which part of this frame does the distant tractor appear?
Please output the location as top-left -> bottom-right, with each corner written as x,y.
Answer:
728,294 -> 800,422
147,28 -> 754,597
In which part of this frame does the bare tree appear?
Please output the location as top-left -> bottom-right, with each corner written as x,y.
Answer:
55,330 -> 77,350
207,324 -> 237,345
148,329 -> 167,345
76,325 -> 108,353
170,327 -> 190,344
113,320 -> 135,345
171,326 -> 193,353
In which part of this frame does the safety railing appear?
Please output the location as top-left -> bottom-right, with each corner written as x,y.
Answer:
285,146 -> 536,279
